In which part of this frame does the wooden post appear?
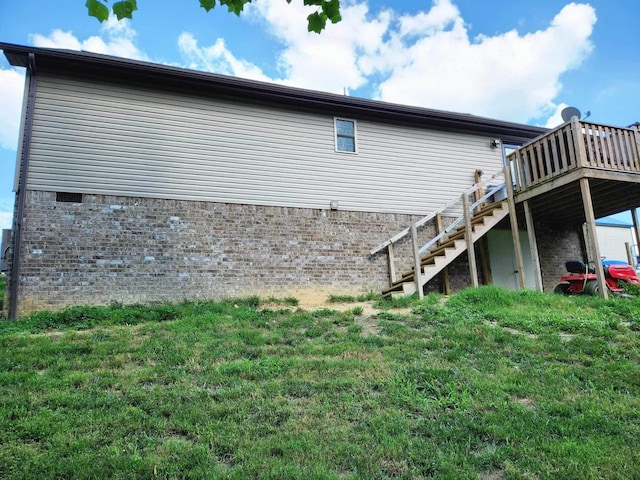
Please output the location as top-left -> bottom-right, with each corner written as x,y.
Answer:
571,116 -> 588,167
462,193 -> 479,287
474,168 -> 490,284
474,169 -> 483,209
435,214 -> 451,295
503,162 -> 526,289
625,242 -> 633,266
514,147 -> 527,190
582,223 -> 593,262
580,177 -> 608,298
387,244 -> 397,285
631,208 -> 640,265
523,200 -> 543,291
411,225 -> 424,299
631,126 -> 640,171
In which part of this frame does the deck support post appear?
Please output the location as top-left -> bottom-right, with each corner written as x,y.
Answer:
631,208 -> 640,267
411,225 -> 424,299
580,177 -> 608,299
523,200 -> 543,291
462,193 -> 479,287
503,162 -> 527,289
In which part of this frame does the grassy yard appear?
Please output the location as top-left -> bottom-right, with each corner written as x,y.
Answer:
1,287 -> 640,479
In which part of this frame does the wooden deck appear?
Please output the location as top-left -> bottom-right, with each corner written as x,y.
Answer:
507,118 -> 640,225
372,118 -> 640,299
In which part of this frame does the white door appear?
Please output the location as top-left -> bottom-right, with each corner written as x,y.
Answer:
487,229 -> 536,290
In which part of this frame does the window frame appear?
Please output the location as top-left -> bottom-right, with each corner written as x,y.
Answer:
334,117 -> 358,154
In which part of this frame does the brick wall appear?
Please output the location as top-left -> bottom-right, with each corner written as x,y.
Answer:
535,223 -> 584,291
10,190 -> 441,316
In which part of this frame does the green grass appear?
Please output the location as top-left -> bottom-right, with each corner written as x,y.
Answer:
2,286 -> 640,478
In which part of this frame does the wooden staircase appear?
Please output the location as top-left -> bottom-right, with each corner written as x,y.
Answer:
382,200 -> 509,296
370,173 -> 512,298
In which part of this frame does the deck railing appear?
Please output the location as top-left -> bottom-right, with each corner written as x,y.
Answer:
508,118 -> 640,192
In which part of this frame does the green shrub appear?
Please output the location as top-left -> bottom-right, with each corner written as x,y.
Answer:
328,294 -> 357,303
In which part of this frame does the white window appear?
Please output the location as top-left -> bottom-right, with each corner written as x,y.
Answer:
335,118 -> 357,153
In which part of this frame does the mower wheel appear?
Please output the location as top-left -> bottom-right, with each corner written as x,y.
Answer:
554,283 -> 571,295
584,280 -> 599,296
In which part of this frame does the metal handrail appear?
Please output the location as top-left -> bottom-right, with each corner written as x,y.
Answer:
418,183 -> 505,254
369,171 -> 505,255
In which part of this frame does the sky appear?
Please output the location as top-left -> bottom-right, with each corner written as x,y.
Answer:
0,0 -> 639,230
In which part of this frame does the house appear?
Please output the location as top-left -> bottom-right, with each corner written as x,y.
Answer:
1,42 -> 639,318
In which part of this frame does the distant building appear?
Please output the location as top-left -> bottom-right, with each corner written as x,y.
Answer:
596,216 -> 636,264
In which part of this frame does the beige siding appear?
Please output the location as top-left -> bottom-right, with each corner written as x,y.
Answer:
27,72 -> 504,215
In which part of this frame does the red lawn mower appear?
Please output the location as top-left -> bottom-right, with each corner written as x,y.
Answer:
554,259 -> 640,296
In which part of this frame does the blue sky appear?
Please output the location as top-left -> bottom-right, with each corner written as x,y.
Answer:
1,0 -> 639,229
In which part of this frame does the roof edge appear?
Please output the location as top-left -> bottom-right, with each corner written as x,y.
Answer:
1,41 -> 548,143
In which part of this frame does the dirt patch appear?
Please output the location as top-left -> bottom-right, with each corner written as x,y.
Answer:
559,333 -> 575,342
355,315 -> 382,336
479,471 -> 504,480
486,321 -> 536,339
512,396 -> 536,410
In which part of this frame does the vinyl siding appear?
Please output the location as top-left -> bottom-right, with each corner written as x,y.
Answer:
27,72 -> 504,215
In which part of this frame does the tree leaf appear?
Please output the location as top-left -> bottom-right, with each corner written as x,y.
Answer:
200,0 -> 216,12
84,0 -> 342,32
86,0 -> 110,23
322,0 -> 341,23
220,0 -> 250,16
113,0 -> 138,20
307,11 -> 327,33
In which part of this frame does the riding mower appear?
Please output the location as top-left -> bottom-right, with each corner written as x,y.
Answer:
554,259 -> 640,296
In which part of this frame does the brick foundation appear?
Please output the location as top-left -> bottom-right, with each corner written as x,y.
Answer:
8,191 -> 437,316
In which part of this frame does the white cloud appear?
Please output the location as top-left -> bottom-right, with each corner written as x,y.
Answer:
180,0 -> 596,125
0,68 -> 25,151
178,33 -> 273,82
544,103 -> 569,128
367,1 -> 596,123
180,0 -> 392,94
29,17 -> 148,60
250,0 -> 391,93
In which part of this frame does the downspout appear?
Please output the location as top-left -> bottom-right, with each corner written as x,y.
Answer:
9,53 -> 37,320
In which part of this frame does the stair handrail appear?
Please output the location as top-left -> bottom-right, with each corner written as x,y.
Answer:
370,170 -> 505,255
418,182 -> 506,254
